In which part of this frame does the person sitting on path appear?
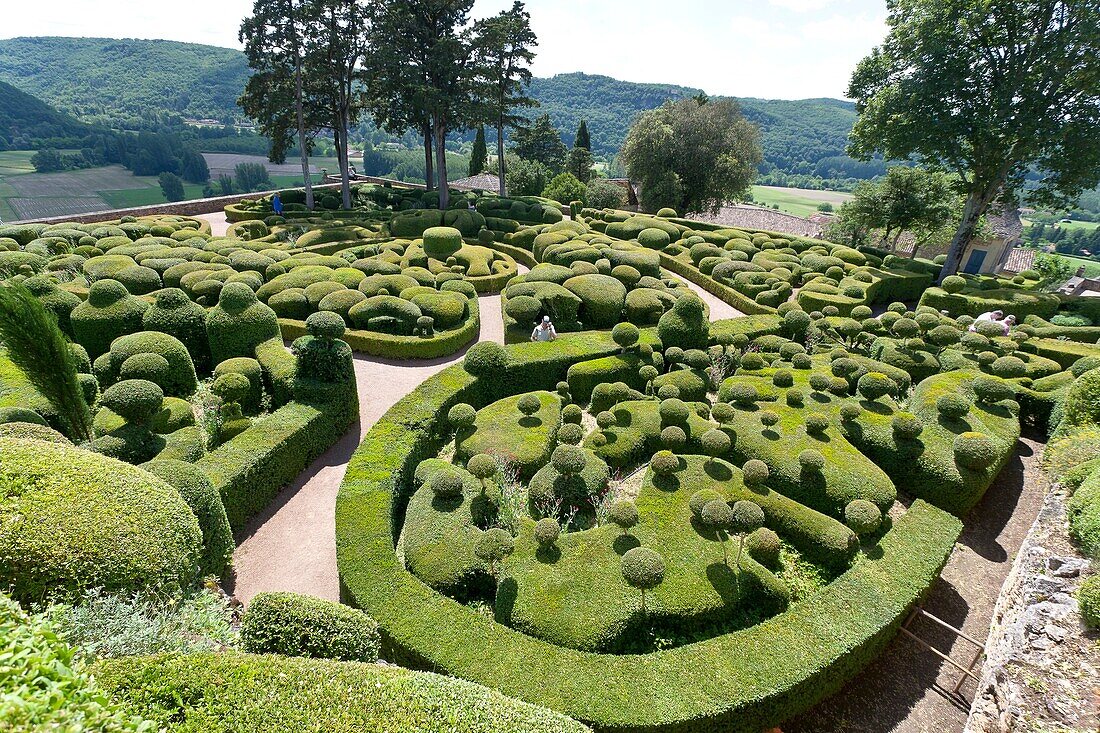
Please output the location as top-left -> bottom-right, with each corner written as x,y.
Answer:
969,309 -> 1004,332
531,315 -> 557,342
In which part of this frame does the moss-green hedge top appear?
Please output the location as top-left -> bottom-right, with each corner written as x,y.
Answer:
335,334 -> 964,732
0,437 -> 202,604
95,652 -> 591,733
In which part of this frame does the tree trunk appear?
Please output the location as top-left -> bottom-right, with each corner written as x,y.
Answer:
293,58 -> 314,211
936,188 -> 996,282
496,122 -> 506,196
434,119 -> 449,210
422,123 -> 434,191
337,111 -> 351,210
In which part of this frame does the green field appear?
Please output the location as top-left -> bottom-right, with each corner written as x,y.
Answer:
1057,254 -> 1100,277
1024,217 -> 1100,233
0,148 -> 320,222
749,185 -> 853,218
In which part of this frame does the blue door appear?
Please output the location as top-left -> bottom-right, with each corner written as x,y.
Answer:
963,249 -> 987,274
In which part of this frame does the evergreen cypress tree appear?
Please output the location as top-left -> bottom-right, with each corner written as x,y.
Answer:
575,119 -> 590,150
469,126 -> 488,176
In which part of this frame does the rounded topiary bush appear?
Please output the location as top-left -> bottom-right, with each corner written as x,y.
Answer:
742,458 -> 769,486
562,403 -> 582,424
650,449 -> 679,476
0,438 -> 201,603
746,527 -> 781,567
534,517 -> 561,547
143,459 -> 234,578
99,379 -> 164,425
241,591 -> 380,662
661,425 -> 688,451
844,499 -> 883,536
937,394 -> 971,420
941,275 -> 967,294
0,421 -> 70,444
557,422 -> 585,445
657,295 -> 708,351
892,412 -> 924,440
422,226 -> 463,260
70,279 -> 148,358
953,432 -> 997,470
206,282 -> 281,364
798,449 -> 825,472
430,471 -> 465,499
658,398 -> 690,426
973,376 -> 1014,404
464,341 -> 509,380
621,546 -> 665,591
857,372 -> 894,401
991,355 -> 1027,379
448,403 -> 476,431
805,413 -> 829,434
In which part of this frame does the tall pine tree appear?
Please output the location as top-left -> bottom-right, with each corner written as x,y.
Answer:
473,1 -> 537,196
468,126 -> 488,176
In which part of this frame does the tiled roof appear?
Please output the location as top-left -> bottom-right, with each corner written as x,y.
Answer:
1001,246 -> 1036,273
987,205 -> 1023,240
450,173 -> 501,191
689,204 -> 824,238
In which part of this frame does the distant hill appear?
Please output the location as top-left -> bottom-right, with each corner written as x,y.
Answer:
0,79 -> 91,149
0,37 -> 879,184
0,37 -> 250,127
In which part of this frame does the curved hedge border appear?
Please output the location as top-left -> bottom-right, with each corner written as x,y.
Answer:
657,252 -> 774,315
335,335 -> 963,732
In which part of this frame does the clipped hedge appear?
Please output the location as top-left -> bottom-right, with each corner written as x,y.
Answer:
0,438 -> 202,604
242,591 -> 380,662
95,652 -> 590,733
335,337 -> 963,732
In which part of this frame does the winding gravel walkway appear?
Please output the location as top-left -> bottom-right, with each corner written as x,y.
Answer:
227,290 -> 508,603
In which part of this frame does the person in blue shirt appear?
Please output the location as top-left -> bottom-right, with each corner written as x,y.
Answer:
272,192 -> 284,215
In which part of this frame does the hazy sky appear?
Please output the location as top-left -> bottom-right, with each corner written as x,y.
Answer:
2,0 -> 887,99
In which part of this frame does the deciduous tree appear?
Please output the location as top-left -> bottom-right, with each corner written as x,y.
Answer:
848,0 -> 1100,281
621,97 -> 762,215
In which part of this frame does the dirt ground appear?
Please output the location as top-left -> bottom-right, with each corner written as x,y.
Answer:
785,433 -> 1049,733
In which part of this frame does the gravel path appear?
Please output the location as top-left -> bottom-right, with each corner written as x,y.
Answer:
669,270 -> 745,321
786,432 -> 1049,733
227,289 -> 508,603
195,212 -> 231,237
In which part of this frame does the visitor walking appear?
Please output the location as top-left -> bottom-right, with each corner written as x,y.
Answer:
272,192 -> 284,216
531,315 -> 557,342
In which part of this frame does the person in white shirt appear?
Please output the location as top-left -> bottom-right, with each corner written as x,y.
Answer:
531,315 -> 557,342
1000,314 -> 1016,335
969,310 -> 1004,332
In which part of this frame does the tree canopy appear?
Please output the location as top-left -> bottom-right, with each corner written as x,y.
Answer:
621,97 -> 762,215
512,113 -> 566,173
848,0 -> 1100,279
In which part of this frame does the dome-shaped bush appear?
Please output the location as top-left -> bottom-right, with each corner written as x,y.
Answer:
464,341 -> 509,379
534,517 -> 561,547
953,432 -> 997,470
659,397 -> 690,426
430,471 -> 465,499
937,394 -> 971,419
746,527 -> 781,567
772,369 -> 794,388
759,410 -> 780,428
701,428 -> 731,459
307,310 -> 346,340
941,275 -> 966,294
212,372 -> 251,405
731,500 -> 765,535
742,458 -> 769,486
661,425 -> 687,451
505,295 -> 542,325
448,403 -> 476,430
0,438 -> 201,603
100,379 -> 164,425
562,403 -> 583,424
844,499 -> 882,535
657,295 -> 708,351
422,227 -> 463,260
638,228 -> 671,249
839,403 -> 862,422
857,372 -> 895,401
805,413 -> 829,434
70,279 -> 149,358
517,393 -> 541,416
1079,575 -> 1100,630
892,412 -> 924,440
973,375 -> 1014,404
608,499 -> 639,532
118,352 -> 173,388
206,283 -> 281,364
991,355 -> 1027,378
621,546 -> 665,590
651,450 -> 679,476
551,444 -> 587,475
557,422 -> 585,445
798,449 -> 825,471
739,352 -> 765,371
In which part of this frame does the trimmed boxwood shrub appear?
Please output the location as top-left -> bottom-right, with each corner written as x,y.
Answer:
242,591 -> 381,662
0,438 -> 202,604
94,652 -> 592,733
70,279 -> 149,358
206,283 -> 281,364
143,460 -> 234,578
